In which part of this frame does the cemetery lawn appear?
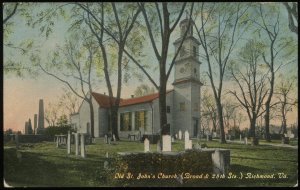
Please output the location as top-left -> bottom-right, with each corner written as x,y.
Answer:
4,138 -> 298,187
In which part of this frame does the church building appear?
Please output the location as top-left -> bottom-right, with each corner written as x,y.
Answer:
70,18 -> 202,138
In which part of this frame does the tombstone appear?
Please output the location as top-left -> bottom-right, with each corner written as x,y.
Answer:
112,134 -> 116,141
80,134 -> 86,158
144,138 -> 150,152
156,140 -> 161,152
108,137 -> 111,144
162,135 -> 171,152
244,137 -> 248,145
178,130 -> 182,140
67,131 -> 71,154
240,134 -> 242,142
212,149 -> 230,174
104,135 -> 108,144
15,134 -> 19,149
75,133 -> 79,156
105,152 -> 109,158
56,136 -> 59,148
184,131 -> 190,150
171,137 -> 174,143
175,134 -> 178,139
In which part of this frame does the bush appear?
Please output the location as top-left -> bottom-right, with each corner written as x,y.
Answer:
44,125 -> 72,138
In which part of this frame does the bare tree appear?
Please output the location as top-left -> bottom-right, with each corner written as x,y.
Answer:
251,4 -> 296,141
229,39 -> 269,145
134,84 -> 156,97
34,30 -> 99,138
194,2 -> 250,143
275,75 -> 297,134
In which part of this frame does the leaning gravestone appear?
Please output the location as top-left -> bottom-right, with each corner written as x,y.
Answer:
144,138 -> 150,152
113,134 -> 116,141
162,135 -> 171,152
178,130 -> 182,140
80,134 -> 86,158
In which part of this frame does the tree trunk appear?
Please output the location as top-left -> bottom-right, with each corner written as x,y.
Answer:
111,106 -> 120,141
250,117 -> 256,138
264,105 -> 271,142
88,100 -> 95,138
216,101 -> 226,143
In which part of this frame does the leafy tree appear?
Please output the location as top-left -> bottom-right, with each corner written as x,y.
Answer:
56,114 -> 69,127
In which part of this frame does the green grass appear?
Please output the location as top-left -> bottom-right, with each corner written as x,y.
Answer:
3,138 -> 298,187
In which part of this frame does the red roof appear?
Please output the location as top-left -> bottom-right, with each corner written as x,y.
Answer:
91,90 -> 173,108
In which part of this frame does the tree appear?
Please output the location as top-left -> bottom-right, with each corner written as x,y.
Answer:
56,114 -> 69,127
45,102 -> 60,127
229,39 -> 269,145
275,75 -> 297,134
76,2 -> 143,140
282,2 -> 298,35
134,84 -> 156,97
201,89 -> 218,133
57,87 -> 81,117
34,30 -> 99,138
251,4 -> 296,141
194,2 -> 250,143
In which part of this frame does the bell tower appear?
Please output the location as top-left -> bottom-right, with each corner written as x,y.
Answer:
173,18 -> 202,138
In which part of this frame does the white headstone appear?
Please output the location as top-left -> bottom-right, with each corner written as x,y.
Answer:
75,133 -> 79,156
175,134 -> 178,139
178,130 -> 182,140
56,136 -> 59,148
80,134 -> 86,158
162,135 -> 171,152
171,137 -> 174,143
105,152 -> 109,158
184,131 -> 190,150
67,131 -> 71,154
144,138 -> 150,152
188,140 -> 192,149
113,134 -> 116,141
244,137 -> 248,145
240,134 -> 242,142
104,135 -> 107,143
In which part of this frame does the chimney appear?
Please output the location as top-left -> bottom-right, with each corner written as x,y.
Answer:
131,95 -> 134,98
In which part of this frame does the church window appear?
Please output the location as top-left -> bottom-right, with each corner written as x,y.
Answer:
180,102 -> 185,111
167,106 -> 171,113
135,111 -> 147,131
120,112 -> 132,131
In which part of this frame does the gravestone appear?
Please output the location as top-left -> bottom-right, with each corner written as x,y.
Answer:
56,136 -> 59,148
113,134 -> 116,141
75,133 -> 79,156
67,131 -> 71,154
240,134 -> 242,142
162,135 -> 171,152
104,135 -> 108,144
171,137 -> 174,143
184,131 -> 190,150
175,134 -> 178,139
212,149 -> 230,174
80,134 -> 86,158
178,130 -> 182,140
105,152 -> 109,158
144,138 -> 150,152
244,137 -> 248,145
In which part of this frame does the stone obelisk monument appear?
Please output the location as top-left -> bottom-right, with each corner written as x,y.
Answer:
34,114 -> 37,135
37,99 -> 45,134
